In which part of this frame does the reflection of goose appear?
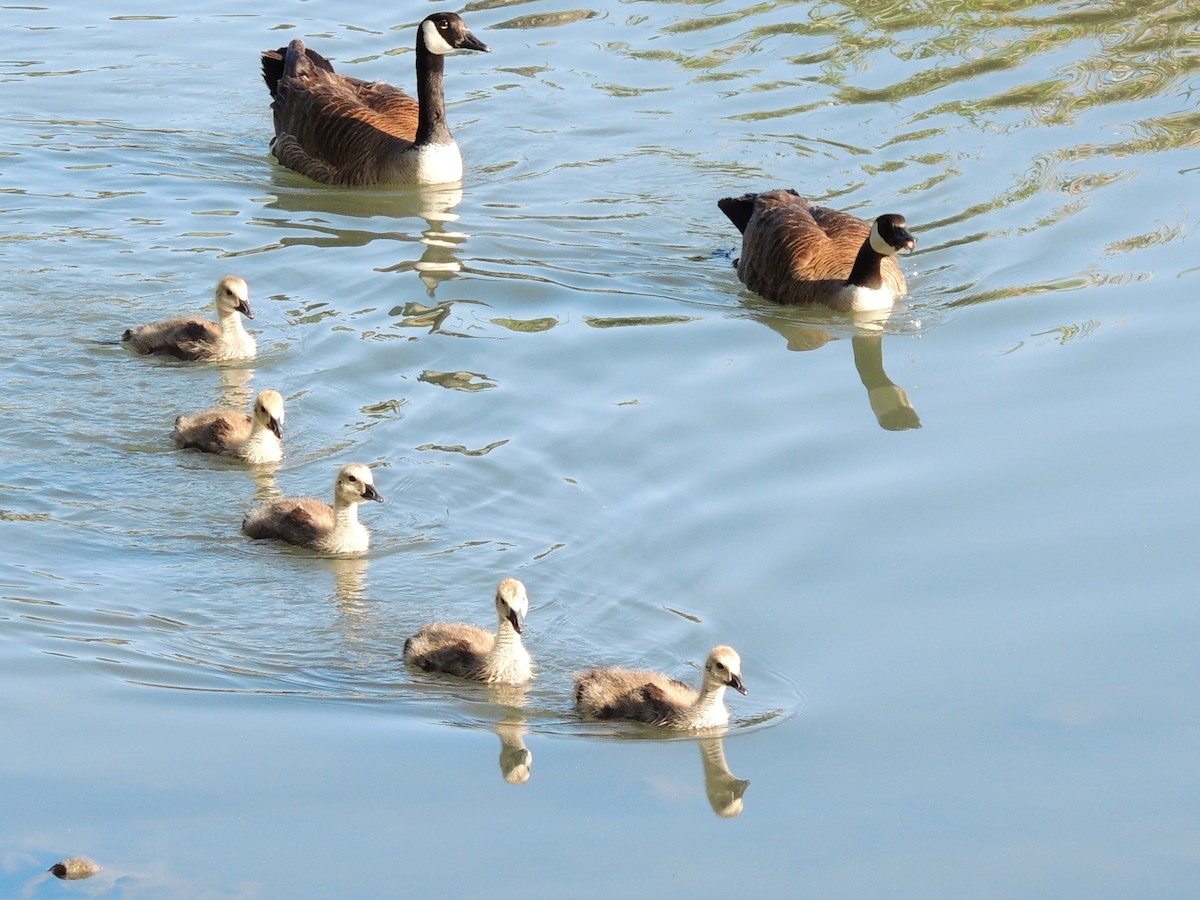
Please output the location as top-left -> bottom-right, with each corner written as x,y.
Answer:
698,736 -> 750,818
574,646 -> 748,730
261,13 -> 490,186
496,719 -> 533,785
752,308 -> 922,431
404,578 -> 533,684
719,190 -> 916,312
852,334 -> 921,431
172,389 -> 285,463
242,463 -> 383,554
122,276 -> 255,361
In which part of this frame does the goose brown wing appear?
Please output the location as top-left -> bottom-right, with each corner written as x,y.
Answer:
738,197 -> 828,292
271,59 -> 421,186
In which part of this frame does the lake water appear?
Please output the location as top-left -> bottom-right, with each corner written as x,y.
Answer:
2,0 -> 1198,896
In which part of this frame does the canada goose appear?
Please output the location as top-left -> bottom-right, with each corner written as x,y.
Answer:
573,645 -> 748,730
122,276 -> 256,360
172,389 -> 285,464
403,578 -> 533,684
261,12 -> 491,186
718,189 -> 916,312
241,462 -> 383,554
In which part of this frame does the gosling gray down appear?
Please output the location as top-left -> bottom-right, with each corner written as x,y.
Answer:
172,389 -> 284,464
241,462 -> 383,554
403,578 -> 533,685
122,275 -> 256,360
574,645 -> 748,730
718,189 -> 917,313
261,12 -> 490,186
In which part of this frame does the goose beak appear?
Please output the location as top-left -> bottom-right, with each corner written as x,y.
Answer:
897,231 -> 917,253
728,673 -> 748,696
459,31 -> 490,53
506,607 -> 524,634
363,484 -> 384,503
237,298 -> 254,319
267,417 -> 283,440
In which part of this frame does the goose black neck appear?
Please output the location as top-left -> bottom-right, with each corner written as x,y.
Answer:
414,45 -> 451,146
846,239 -> 886,290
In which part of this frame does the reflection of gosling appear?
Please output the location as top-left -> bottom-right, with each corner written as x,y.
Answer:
172,389 -> 284,464
123,276 -> 256,360
404,578 -> 532,684
574,645 -> 748,730
496,722 -> 533,785
699,737 -> 750,818
242,463 -> 383,554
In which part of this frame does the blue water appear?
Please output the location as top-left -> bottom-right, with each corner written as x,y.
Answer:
2,0 -> 1198,896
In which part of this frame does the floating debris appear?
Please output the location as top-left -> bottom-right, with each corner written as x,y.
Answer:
49,857 -> 102,880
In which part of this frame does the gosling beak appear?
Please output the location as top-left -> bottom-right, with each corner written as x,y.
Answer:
459,31 -> 490,53
506,607 -> 524,635
267,417 -> 283,440
237,298 -> 254,319
728,673 -> 748,696
363,484 -> 384,503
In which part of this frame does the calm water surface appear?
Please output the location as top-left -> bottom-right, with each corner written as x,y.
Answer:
3,0 -> 1199,896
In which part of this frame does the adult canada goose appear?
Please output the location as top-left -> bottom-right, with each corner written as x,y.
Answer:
403,578 -> 533,684
172,389 -> 285,464
573,645 -> 748,730
261,12 -> 491,186
718,189 -> 917,313
242,462 -> 383,554
122,276 -> 255,360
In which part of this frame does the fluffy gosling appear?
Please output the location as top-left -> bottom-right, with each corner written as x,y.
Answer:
123,275 -> 256,360
241,462 -> 382,554
573,645 -> 747,730
172,389 -> 284,464
403,578 -> 533,685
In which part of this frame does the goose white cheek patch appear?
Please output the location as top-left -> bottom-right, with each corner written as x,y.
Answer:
868,221 -> 897,256
421,20 -> 456,55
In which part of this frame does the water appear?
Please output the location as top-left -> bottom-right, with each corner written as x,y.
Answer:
2,0 -> 1198,895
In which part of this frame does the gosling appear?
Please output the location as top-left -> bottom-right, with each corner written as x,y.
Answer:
123,275 -> 256,360
403,578 -> 533,685
241,462 -> 383,554
172,389 -> 285,464
573,645 -> 747,730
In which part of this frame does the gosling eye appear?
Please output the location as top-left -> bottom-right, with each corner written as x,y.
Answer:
715,662 -> 726,671
347,475 -> 358,483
